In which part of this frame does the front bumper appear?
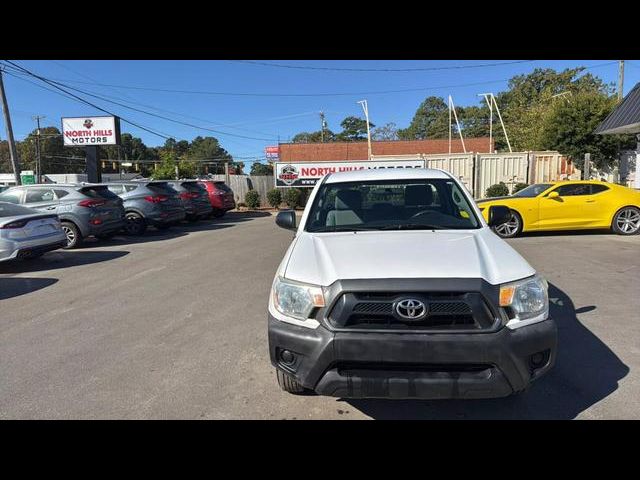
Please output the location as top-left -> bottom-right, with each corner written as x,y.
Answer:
268,315 -> 557,399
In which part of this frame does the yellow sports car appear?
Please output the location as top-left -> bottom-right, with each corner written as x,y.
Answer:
477,180 -> 640,238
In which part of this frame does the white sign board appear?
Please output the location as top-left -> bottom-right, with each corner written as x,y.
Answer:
62,116 -> 121,146
275,160 -> 425,187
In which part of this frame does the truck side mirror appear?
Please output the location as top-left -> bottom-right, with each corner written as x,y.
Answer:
488,205 -> 511,227
276,210 -> 297,230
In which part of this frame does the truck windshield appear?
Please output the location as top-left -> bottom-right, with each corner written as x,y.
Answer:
306,179 -> 480,232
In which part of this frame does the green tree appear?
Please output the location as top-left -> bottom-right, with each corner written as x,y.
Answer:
496,68 -> 612,151
250,162 -> 273,175
337,116 -> 374,142
291,130 -> 336,143
398,96 -> 449,140
539,91 -> 635,171
245,189 -> 260,209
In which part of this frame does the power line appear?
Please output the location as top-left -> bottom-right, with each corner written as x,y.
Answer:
2,61 -> 173,141
229,60 -> 536,72
3,63 -> 279,142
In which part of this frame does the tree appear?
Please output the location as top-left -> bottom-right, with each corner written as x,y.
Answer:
539,91 -> 635,171
291,129 -> 336,143
372,122 -> 399,141
495,68 -> 612,151
337,116 -> 374,142
398,96 -> 449,140
250,162 -> 273,175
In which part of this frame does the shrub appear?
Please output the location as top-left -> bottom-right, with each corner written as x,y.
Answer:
512,182 -> 529,194
245,190 -> 260,209
266,189 -> 282,209
284,188 -> 302,209
485,182 -> 510,198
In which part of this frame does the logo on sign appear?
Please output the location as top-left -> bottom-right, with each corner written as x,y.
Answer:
83,119 -> 94,129
278,164 -> 299,186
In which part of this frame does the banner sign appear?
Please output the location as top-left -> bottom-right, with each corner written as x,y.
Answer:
265,146 -> 280,159
62,116 -> 121,146
275,160 -> 425,187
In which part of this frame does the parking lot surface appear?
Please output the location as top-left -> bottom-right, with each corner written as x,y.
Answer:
1,211 -> 638,419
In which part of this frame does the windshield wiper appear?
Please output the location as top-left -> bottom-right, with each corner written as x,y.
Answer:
379,224 -> 443,230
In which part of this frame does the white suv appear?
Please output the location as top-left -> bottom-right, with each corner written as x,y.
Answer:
268,168 -> 557,399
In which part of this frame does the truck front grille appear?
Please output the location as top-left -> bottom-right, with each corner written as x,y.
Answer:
327,291 -> 496,331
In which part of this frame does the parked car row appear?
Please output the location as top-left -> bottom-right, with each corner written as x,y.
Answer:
0,179 -> 236,261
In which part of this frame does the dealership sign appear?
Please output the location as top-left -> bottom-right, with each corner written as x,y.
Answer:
265,146 -> 280,159
275,160 -> 425,187
62,116 -> 121,146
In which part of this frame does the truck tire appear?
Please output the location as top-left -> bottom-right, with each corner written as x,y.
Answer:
276,369 -> 307,394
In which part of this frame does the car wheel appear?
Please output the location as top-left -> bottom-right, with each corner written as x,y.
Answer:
124,212 -> 147,236
276,369 -> 308,394
61,221 -> 83,249
492,210 -> 523,238
612,206 -> 640,235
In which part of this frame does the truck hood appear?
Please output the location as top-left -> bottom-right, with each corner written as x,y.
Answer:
282,228 -> 535,287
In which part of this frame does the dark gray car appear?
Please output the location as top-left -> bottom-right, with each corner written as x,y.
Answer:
0,184 -> 126,248
106,181 -> 186,235
165,180 -> 213,221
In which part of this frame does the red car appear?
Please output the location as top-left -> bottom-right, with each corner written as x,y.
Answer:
198,180 -> 236,218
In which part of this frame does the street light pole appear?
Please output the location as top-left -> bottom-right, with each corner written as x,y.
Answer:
357,100 -> 372,160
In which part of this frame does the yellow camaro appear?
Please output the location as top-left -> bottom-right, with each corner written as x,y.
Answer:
477,180 -> 640,238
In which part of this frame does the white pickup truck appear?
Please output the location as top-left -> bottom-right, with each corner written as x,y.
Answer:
268,168 -> 557,399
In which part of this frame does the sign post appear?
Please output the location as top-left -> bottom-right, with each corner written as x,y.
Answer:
62,116 -> 121,183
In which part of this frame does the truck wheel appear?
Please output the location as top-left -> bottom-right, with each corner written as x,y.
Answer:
492,210 -> 523,238
61,221 -> 83,249
276,369 -> 307,394
612,206 -> 640,235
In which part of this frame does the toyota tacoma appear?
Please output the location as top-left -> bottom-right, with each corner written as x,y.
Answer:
268,168 -> 557,399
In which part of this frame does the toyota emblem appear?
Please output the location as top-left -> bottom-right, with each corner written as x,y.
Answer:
395,299 -> 428,320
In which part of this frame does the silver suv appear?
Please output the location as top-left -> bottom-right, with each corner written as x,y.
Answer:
0,184 -> 126,249
165,180 -> 213,221
105,181 -> 186,235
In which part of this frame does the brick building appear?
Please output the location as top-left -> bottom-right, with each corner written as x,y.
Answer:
277,137 -> 494,162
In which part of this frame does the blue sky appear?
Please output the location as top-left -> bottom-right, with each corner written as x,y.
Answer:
2,60 -> 639,165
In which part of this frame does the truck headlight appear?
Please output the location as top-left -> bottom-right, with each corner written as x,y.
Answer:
272,277 -> 325,321
499,274 -> 549,328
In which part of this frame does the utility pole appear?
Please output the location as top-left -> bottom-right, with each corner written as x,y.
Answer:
319,111 -> 326,142
357,100 -> 372,160
32,115 -> 46,183
618,60 -> 625,102
0,68 -> 21,185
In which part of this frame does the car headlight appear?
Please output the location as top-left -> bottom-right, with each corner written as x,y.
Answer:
272,277 -> 325,321
499,274 -> 549,328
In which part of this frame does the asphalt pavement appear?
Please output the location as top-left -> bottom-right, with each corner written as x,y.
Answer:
1,212 -> 638,419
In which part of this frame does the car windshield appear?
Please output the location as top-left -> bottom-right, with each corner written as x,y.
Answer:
306,179 -> 480,232
512,183 -> 553,198
0,202 -> 38,217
